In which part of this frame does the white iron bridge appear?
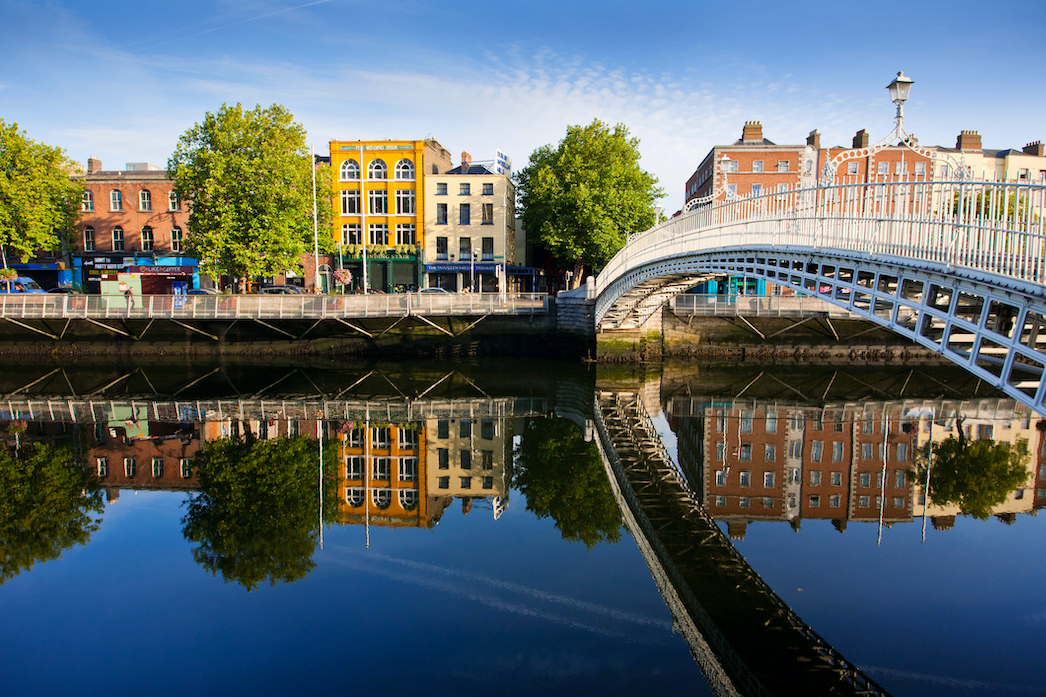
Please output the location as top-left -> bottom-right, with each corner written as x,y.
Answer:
592,178 -> 1046,415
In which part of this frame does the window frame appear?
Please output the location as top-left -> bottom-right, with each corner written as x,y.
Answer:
394,159 -> 415,180
84,227 -> 95,252
110,189 -> 122,211
340,158 -> 360,181
112,226 -> 124,252
139,189 -> 152,211
367,159 -> 387,180
459,203 -> 471,225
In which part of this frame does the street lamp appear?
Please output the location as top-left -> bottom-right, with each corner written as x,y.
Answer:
886,71 -> 914,126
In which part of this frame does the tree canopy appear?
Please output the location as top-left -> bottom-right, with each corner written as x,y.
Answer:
0,120 -> 82,263
168,103 -> 332,287
0,442 -> 103,584
517,119 -> 663,286
513,417 -> 622,548
182,433 -> 340,591
922,431 -> 1030,520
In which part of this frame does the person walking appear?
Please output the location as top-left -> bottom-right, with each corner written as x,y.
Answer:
124,286 -> 135,313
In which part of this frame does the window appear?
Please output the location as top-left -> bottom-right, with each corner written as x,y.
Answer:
460,476 -> 472,489
739,470 -> 751,486
97,457 -> 108,477
372,457 -> 391,480
341,189 -> 361,215
395,189 -> 415,214
763,471 -> 775,487
342,223 -> 362,245
371,426 -> 391,447
340,159 -> 360,181
459,419 -> 472,438
829,494 -> 841,507
846,162 -> 859,175
858,495 -> 870,507
739,443 -> 752,461
809,495 -> 820,507
124,457 -> 136,477
139,189 -> 152,211
168,191 -> 180,211
940,165 -> 950,179
436,203 -> 447,225
897,443 -> 909,461
436,236 -> 448,260
152,458 -> 163,478
459,183 -> 470,195
739,497 -> 750,509
180,458 -> 192,478
832,441 -> 843,462
438,476 -> 449,489
863,419 -> 873,434
482,477 -> 493,490
789,440 -> 802,458
82,190 -> 93,212
715,496 -> 726,507
811,441 -> 823,462
398,457 -> 418,481
859,472 -> 871,487
368,159 -> 387,179
141,226 -> 153,251
716,442 -> 726,461
373,489 -> 391,509
777,160 -> 789,172
481,419 -> 496,439
482,203 -> 494,225
830,470 -> 842,486
895,162 -> 907,175
396,224 -> 416,245
740,411 -> 752,433
877,162 -> 889,175
764,443 -> 776,462
481,237 -> 494,261
813,412 -> 823,431
84,227 -> 95,252
460,450 -> 472,469
722,160 -> 738,173
437,420 -> 449,438
482,182 -> 494,195
716,411 -> 727,432
1018,168 -> 1029,182
346,457 -> 364,479
112,227 -> 124,251
893,496 -> 905,508
110,189 -> 122,211
400,489 -> 419,510
809,470 -> 822,486
368,189 -> 387,214
776,183 -> 788,195
481,450 -> 493,469
394,159 -> 415,180
861,443 -> 873,460
437,448 -> 449,469
459,203 -> 471,225
750,183 -> 762,196
752,160 -> 763,173
915,162 -> 926,176
765,411 -> 777,433
894,470 -> 906,488
436,182 -> 448,195
762,497 -> 774,509
715,469 -> 727,485
459,237 -> 471,259
171,227 -> 182,253
368,223 -> 387,245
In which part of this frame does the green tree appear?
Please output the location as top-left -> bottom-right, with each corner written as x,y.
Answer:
919,427 -> 1030,520
0,442 -> 103,584
0,120 -> 83,264
181,434 -> 340,591
517,119 -> 663,287
513,417 -> 622,547
168,103 -> 333,289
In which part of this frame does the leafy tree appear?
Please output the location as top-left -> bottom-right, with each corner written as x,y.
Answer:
517,119 -> 663,287
919,426 -> 1030,520
168,103 -> 333,289
182,434 -> 340,591
0,120 -> 83,263
0,442 -> 103,584
513,417 -> 622,547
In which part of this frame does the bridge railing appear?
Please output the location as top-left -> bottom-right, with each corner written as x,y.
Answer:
671,293 -> 859,318
0,292 -> 549,320
599,178 -> 1046,295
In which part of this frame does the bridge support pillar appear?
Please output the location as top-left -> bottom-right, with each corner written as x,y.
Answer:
597,304 -> 664,361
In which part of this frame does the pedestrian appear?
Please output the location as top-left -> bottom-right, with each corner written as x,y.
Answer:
124,286 -> 135,312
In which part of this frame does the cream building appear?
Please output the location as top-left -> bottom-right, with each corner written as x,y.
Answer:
933,131 -> 1046,183
422,152 -> 515,292
423,414 -> 511,518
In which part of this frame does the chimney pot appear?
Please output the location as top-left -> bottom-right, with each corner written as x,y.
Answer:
741,121 -> 763,143
87,157 -> 102,174
956,130 -> 982,151
1023,141 -> 1044,156
852,129 -> 870,149
806,129 -> 821,150
461,151 -> 472,169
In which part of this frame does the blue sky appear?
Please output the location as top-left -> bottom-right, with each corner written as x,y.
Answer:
3,0 -> 1045,211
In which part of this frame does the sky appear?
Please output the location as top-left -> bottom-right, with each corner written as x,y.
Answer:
2,0 -> 1045,212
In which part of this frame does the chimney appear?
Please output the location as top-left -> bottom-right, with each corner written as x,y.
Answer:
852,129 -> 870,149
741,121 -> 763,143
87,157 -> 102,174
956,130 -> 982,151
461,151 -> 472,170
806,129 -> 821,150
1024,141 -> 1044,156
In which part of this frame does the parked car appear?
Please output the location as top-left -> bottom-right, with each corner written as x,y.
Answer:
187,288 -> 219,295
259,285 -> 305,294
418,287 -> 452,294
47,287 -> 81,294
0,277 -> 46,293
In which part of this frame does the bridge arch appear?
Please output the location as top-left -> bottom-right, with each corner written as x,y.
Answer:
593,179 -> 1046,414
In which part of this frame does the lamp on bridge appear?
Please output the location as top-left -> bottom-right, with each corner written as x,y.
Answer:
886,71 -> 914,124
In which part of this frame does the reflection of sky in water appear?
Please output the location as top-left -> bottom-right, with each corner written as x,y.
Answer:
0,490 -> 704,697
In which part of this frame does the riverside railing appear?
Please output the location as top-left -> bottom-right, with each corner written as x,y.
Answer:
0,292 -> 549,321
670,294 -> 860,318
598,178 -> 1046,298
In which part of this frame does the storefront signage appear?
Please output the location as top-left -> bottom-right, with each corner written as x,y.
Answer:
129,266 -> 194,275
496,150 -> 512,175
340,144 -> 413,151
424,263 -> 500,273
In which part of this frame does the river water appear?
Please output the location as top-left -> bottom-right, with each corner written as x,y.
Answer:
0,359 -> 1043,697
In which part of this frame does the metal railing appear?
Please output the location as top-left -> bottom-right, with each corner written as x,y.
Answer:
598,178 -> 1046,298
670,293 -> 860,318
0,292 -> 549,321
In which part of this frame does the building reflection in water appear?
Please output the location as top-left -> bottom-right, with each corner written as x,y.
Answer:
669,399 -> 1046,539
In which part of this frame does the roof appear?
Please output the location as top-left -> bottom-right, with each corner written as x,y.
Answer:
731,138 -> 778,146
446,163 -> 496,175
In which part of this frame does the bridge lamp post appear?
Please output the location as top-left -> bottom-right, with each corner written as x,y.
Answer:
471,251 -> 477,293
886,71 -> 914,128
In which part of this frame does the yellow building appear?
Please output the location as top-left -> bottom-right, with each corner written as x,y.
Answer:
329,139 -> 451,292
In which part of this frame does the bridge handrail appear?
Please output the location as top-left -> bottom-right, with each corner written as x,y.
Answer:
599,178 -> 1046,297
0,292 -> 549,321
